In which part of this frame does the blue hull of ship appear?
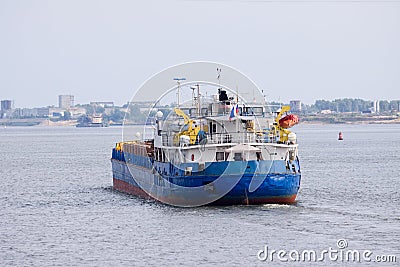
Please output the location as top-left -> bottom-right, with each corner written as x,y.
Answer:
111,149 -> 301,206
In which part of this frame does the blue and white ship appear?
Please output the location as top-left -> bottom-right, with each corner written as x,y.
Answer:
111,87 -> 301,207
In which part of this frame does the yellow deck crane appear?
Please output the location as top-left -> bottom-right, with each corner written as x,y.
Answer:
174,108 -> 201,145
273,106 -> 292,143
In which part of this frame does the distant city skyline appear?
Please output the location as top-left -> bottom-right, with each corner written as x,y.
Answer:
1,1 -> 399,107
3,91 -> 399,109
2,93 -> 398,111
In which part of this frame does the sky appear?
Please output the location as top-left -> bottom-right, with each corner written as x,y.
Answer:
0,0 -> 399,107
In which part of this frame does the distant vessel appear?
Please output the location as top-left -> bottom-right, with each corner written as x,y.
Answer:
111,85 -> 301,206
76,114 -> 108,127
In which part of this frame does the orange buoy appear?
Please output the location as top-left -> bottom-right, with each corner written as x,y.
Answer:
338,132 -> 343,140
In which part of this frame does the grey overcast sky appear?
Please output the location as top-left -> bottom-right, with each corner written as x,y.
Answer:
0,0 -> 399,107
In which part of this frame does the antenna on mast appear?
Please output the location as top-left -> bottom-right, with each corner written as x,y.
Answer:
190,86 -> 196,106
173,77 -> 186,107
196,84 -> 201,116
262,89 -> 269,107
236,85 -> 239,103
216,68 -> 222,87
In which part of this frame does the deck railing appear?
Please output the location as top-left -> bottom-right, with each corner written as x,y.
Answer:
161,131 -> 272,147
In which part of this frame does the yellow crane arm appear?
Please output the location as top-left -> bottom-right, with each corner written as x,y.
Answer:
173,108 -> 202,145
274,106 -> 291,143
174,108 -> 190,125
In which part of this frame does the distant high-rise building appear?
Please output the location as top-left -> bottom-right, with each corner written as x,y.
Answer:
1,100 -> 12,118
290,100 -> 301,112
59,95 -> 74,109
373,100 -> 380,113
1,100 -> 12,111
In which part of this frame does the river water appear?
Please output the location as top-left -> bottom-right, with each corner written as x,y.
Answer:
0,124 -> 399,266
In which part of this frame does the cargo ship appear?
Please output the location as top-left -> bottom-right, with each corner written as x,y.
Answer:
111,87 -> 301,206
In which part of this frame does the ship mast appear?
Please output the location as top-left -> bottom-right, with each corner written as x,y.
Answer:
173,77 -> 186,108
196,84 -> 201,116
190,84 -> 201,116
190,86 -> 196,106
217,68 -> 221,86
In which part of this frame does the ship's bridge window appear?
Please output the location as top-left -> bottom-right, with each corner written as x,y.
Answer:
216,152 -> 225,161
234,153 -> 243,161
209,122 -> 217,133
252,107 -> 263,115
244,107 -> 263,116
